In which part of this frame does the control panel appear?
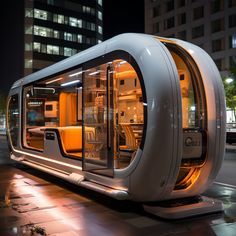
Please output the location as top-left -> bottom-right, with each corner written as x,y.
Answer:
183,130 -> 202,159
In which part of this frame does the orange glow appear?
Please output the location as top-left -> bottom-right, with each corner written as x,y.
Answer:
11,175 -> 85,230
114,70 -> 137,80
174,167 -> 201,190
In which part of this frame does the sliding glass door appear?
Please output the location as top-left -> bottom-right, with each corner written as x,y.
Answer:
82,63 -> 114,177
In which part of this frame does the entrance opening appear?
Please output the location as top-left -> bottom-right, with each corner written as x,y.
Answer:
82,58 -> 145,175
161,41 -> 207,189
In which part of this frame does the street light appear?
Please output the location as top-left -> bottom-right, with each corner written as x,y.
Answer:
225,77 -> 234,84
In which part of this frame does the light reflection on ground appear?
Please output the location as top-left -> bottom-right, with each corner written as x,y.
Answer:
0,164 -> 236,235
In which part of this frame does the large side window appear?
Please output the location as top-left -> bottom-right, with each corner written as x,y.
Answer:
7,94 -> 19,147
23,68 -> 83,156
22,55 -> 145,170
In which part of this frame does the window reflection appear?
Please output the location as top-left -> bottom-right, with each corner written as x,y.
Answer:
8,95 -> 19,147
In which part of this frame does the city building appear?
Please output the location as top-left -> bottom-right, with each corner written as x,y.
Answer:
0,0 -> 103,131
145,0 -> 236,75
24,0 -> 103,76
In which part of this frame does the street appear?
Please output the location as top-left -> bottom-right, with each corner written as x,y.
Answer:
215,150 -> 236,187
1,134 -> 236,235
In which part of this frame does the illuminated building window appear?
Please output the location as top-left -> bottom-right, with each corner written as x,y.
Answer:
54,30 -> 59,38
52,46 -> 59,55
64,47 -> 73,56
58,15 -> 64,24
34,26 -> 52,37
83,6 -> 95,15
72,49 -> 77,55
25,59 -> 33,68
25,43 -> 32,51
98,0 -> 102,6
33,42 -> 41,52
25,8 -> 33,17
98,25 -> 103,34
47,45 -> 52,54
98,11 -> 102,20
77,35 -> 82,43
64,32 -> 72,41
41,44 -> 47,53
53,14 -> 58,22
34,9 -> 48,20
229,35 -> 236,48
63,48 -> 77,56
25,26 -> 33,34
83,6 -> 91,14
69,17 -> 77,27
47,45 -> 59,55
64,16 -> 69,24
53,14 -> 64,24
78,19 -> 82,28
98,39 -> 102,44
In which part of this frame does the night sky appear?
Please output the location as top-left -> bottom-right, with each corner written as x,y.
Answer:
103,0 -> 144,40
0,0 -> 144,95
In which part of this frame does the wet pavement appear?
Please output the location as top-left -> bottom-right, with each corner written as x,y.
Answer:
1,135 -> 236,235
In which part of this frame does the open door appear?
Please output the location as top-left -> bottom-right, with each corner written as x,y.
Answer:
82,63 -> 114,177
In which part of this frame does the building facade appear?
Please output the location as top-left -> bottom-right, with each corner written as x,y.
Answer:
24,0 -> 103,75
145,0 -> 236,74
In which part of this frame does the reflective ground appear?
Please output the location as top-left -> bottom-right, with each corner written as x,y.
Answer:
1,135 -> 236,236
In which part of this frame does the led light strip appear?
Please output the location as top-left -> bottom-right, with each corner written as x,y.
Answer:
12,148 -> 82,171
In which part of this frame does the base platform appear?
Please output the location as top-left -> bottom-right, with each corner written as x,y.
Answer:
143,195 -> 224,219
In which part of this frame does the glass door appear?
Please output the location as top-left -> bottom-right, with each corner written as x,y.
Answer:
82,63 -> 114,177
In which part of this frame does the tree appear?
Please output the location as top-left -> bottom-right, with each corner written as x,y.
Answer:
223,66 -> 236,122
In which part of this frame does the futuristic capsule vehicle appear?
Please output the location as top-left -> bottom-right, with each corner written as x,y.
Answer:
7,33 -> 226,219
